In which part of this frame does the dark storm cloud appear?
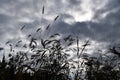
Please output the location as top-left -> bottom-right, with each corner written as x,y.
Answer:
93,0 -> 120,42
52,16 -> 120,43
0,0 -> 120,48
0,14 -> 9,25
93,0 -> 120,22
68,0 -> 81,4
107,0 -> 120,9
103,8 -> 120,25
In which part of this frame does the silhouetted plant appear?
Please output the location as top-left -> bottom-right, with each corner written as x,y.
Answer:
1,4 -> 120,80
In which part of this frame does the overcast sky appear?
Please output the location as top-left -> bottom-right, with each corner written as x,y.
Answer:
0,0 -> 120,53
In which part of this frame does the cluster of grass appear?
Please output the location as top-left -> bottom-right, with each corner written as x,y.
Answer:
0,6 -> 120,80
0,36 -> 71,80
1,34 -> 120,80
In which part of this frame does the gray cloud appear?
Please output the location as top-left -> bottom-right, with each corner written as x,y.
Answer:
0,0 -> 120,50
0,14 -> 11,24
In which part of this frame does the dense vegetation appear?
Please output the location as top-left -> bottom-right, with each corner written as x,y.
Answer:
1,27 -> 120,80
0,6 -> 120,80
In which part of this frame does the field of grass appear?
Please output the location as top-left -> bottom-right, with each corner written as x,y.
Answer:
0,6 -> 120,80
